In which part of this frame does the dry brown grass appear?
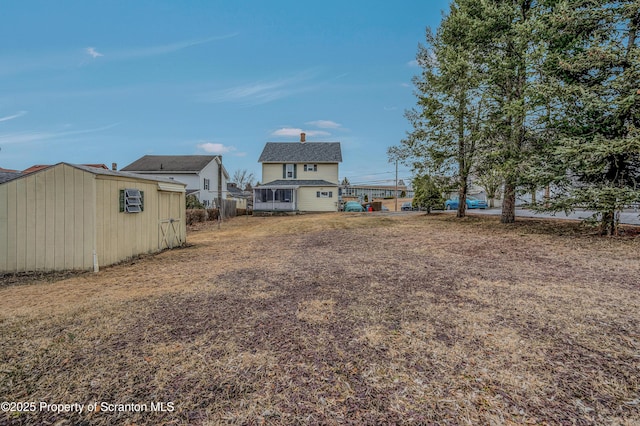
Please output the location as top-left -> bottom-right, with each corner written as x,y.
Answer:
1,213 -> 639,425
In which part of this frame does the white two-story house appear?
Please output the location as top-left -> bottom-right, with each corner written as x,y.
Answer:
254,133 -> 342,212
122,155 -> 228,207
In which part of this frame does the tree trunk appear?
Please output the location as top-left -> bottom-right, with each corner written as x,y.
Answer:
600,210 -> 618,236
530,186 -> 536,205
501,181 -> 516,223
457,179 -> 468,218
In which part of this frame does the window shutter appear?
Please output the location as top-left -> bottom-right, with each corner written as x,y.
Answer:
119,190 -> 125,212
283,164 -> 286,179
140,191 -> 144,211
293,164 -> 297,178
317,191 -> 320,198
329,191 -> 333,198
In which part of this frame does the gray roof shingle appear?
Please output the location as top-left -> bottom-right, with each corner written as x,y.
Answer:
0,171 -> 22,184
121,155 -> 219,172
258,142 -> 342,163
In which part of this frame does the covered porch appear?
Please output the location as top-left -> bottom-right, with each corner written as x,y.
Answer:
253,185 -> 298,211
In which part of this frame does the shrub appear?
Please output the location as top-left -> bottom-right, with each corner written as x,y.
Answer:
186,209 -> 206,225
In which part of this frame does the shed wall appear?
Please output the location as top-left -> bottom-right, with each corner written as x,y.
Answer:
94,176 -> 186,268
0,164 -> 96,272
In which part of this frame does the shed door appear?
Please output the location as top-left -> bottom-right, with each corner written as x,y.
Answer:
158,192 -> 183,250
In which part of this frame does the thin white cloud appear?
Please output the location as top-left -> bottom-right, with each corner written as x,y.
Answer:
198,70 -> 319,106
306,120 -> 341,129
197,142 -> 237,154
0,34 -> 238,77
0,123 -> 119,145
85,47 -> 103,58
0,111 -> 27,122
271,128 -> 330,137
118,34 -> 238,59
407,60 -> 419,67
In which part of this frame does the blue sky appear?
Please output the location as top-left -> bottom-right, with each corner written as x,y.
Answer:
0,0 -> 450,185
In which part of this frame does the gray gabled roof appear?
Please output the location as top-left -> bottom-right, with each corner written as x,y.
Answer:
0,171 -> 22,184
260,179 -> 337,187
121,155 -> 219,172
72,164 -> 185,185
258,142 -> 342,163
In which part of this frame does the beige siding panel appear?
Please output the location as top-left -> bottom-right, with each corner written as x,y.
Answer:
15,178 -> 27,271
63,166 -> 75,269
262,164 -> 284,183
298,163 -> 339,184
24,174 -> 37,271
297,187 -> 339,212
5,182 -> 18,272
0,185 -> 8,271
84,171 -> 96,270
53,166 -> 66,269
44,168 -> 56,270
34,172 -> 47,270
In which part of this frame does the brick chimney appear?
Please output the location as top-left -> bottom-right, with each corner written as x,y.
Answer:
300,132 -> 306,143
111,162 -> 117,171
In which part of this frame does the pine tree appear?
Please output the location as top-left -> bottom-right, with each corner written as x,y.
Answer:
392,1 -> 485,218
412,174 -> 445,213
533,0 -> 640,235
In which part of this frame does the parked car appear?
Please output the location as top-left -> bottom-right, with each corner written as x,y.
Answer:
344,201 -> 365,212
445,196 -> 488,210
401,202 -> 413,211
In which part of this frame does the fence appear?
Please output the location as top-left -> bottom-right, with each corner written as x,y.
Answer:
186,200 -> 238,225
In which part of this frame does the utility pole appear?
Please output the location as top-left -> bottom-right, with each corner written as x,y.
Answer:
395,159 -> 398,212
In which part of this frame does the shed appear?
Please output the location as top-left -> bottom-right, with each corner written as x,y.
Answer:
0,163 -> 186,273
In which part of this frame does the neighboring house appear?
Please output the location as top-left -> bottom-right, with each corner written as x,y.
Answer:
227,183 -> 251,210
254,133 -> 342,212
121,155 -> 229,208
0,169 -> 22,184
0,163 -> 186,273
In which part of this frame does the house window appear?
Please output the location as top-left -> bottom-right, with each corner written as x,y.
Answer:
286,164 -> 294,178
304,164 -> 317,172
316,191 -> 333,198
204,178 -> 210,190
119,189 -> 144,213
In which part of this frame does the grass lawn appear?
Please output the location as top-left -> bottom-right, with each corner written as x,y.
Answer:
1,213 -> 639,425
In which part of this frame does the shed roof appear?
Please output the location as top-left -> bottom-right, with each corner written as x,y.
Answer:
0,163 -> 187,186
258,142 -> 342,163
121,155 -> 220,172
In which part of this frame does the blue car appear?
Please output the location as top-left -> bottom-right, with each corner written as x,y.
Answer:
343,201 -> 365,212
445,196 -> 487,210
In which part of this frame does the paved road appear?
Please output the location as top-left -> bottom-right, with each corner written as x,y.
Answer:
443,207 -> 640,226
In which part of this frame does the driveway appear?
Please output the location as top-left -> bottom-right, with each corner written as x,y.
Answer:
447,207 -> 640,226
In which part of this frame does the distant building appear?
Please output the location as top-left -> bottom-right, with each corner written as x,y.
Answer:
122,155 -> 229,208
254,133 -> 342,212
341,180 -> 413,200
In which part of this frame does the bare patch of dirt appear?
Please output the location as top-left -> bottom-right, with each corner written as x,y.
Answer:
1,213 -> 639,425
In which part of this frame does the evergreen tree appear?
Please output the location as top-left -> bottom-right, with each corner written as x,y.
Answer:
532,0 -> 640,235
412,174 -> 445,213
391,1 -> 485,218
